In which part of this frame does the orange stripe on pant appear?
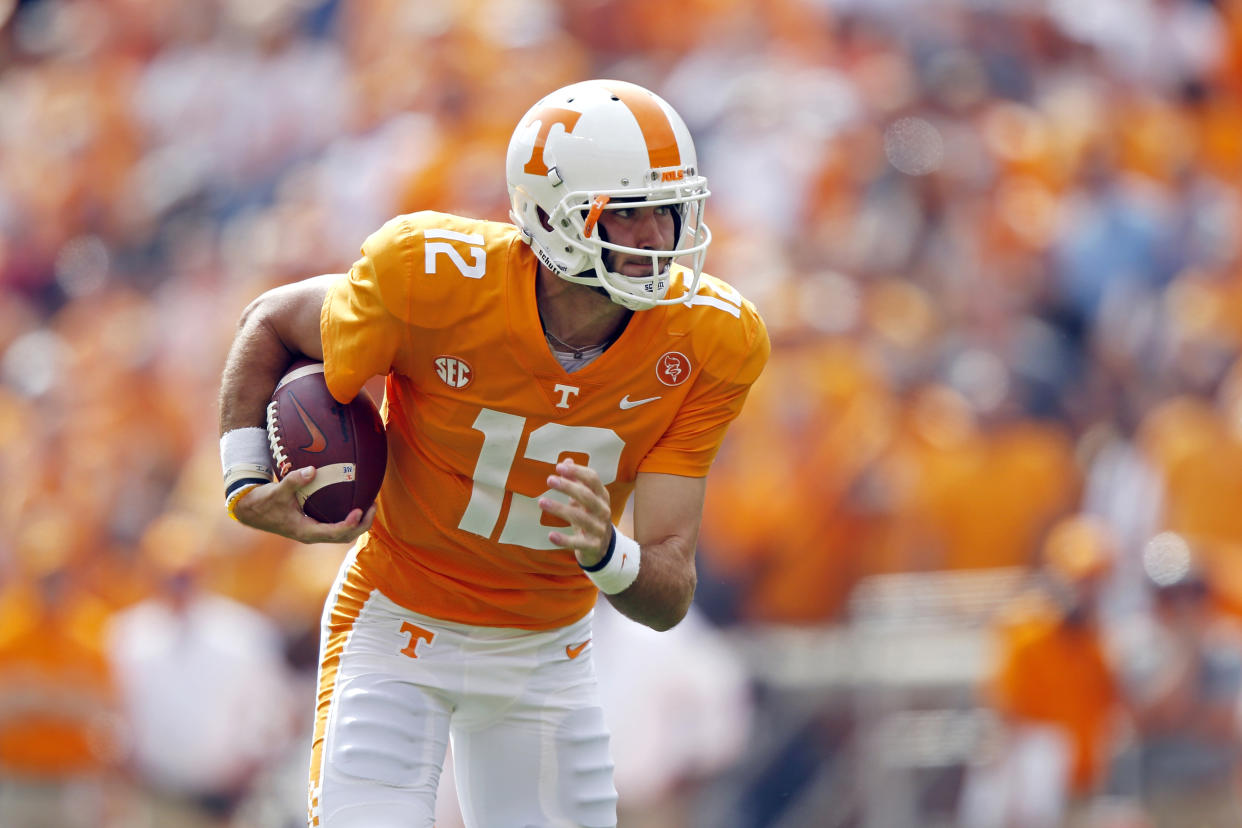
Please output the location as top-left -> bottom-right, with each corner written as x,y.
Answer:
307,561 -> 375,827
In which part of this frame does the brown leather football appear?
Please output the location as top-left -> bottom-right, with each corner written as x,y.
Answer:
266,360 -> 387,523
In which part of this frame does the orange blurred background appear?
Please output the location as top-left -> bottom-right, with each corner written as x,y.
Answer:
6,1 -> 1242,826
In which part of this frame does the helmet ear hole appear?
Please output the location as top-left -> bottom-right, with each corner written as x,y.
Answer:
536,206 -> 554,233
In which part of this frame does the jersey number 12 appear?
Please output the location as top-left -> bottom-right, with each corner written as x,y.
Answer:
456,408 -> 624,549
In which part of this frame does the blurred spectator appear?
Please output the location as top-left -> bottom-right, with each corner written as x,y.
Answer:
1137,354 -> 1242,618
962,514 -> 1125,828
1114,533 -> 1242,827
1049,144 -> 1181,347
697,337 -> 899,623
0,518 -> 126,828
106,512 -> 297,828
875,382 -> 1081,572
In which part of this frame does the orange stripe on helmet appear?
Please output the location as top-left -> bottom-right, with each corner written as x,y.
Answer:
605,83 -> 681,170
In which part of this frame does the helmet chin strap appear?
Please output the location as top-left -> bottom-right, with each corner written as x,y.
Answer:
595,227 -> 667,308
564,270 -> 641,306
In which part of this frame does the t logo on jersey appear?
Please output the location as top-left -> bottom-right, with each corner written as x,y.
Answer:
553,383 -> 580,409
656,352 -> 691,387
435,355 -> 473,389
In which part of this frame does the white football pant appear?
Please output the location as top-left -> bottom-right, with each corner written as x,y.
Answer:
308,583 -> 617,828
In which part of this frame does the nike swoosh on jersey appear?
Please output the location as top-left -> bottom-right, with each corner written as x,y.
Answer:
566,640 -> 590,659
291,395 -> 328,452
619,395 -> 661,410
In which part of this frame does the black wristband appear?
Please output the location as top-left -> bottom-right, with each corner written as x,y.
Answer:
581,526 -> 617,573
225,475 -> 271,499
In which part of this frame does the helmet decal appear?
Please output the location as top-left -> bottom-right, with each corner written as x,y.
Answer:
521,107 -> 582,176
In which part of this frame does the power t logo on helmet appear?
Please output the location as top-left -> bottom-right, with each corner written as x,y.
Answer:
505,79 -> 712,311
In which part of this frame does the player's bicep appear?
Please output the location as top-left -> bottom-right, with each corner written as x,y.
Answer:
321,261 -> 406,403
631,472 -> 706,557
264,273 -> 338,361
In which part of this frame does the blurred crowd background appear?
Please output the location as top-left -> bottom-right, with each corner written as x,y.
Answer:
5,0 -> 1242,826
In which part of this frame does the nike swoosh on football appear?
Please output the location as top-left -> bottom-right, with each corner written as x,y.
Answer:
566,640 -> 590,659
290,395 -> 328,452
619,395 -> 661,410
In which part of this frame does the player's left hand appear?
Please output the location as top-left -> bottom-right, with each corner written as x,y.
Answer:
540,458 -> 613,568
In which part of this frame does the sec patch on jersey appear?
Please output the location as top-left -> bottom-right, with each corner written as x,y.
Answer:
266,360 -> 387,523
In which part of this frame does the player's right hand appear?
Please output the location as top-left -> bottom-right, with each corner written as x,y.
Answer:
233,466 -> 376,544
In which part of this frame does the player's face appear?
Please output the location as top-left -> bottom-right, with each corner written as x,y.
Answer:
597,204 -> 677,277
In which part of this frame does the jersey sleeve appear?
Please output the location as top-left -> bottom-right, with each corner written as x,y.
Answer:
639,295 -> 771,477
320,211 -> 498,403
320,216 -> 419,403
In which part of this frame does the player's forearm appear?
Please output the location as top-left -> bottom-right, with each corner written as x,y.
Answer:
603,536 -> 696,631
218,298 -> 298,433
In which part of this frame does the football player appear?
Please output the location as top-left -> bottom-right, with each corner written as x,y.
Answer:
218,79 -> 768,828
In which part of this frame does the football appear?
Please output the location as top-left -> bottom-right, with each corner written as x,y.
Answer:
266,360 -> 388,523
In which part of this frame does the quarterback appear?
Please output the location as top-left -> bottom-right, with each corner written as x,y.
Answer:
217,79 -> 768,828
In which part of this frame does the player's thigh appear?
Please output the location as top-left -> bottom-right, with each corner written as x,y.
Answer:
316,673 -> 452,828
453,703 -> 616,828
452,642 -> 617,828
311,590 -> 456,828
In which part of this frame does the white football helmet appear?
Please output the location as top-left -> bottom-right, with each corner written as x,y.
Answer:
506,79 -> 711,310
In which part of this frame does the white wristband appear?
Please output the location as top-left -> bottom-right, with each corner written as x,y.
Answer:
581,528 -> 641,595
221,427 -> 273,504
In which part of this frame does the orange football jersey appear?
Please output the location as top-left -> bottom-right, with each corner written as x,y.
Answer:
321,211 -> 769,629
